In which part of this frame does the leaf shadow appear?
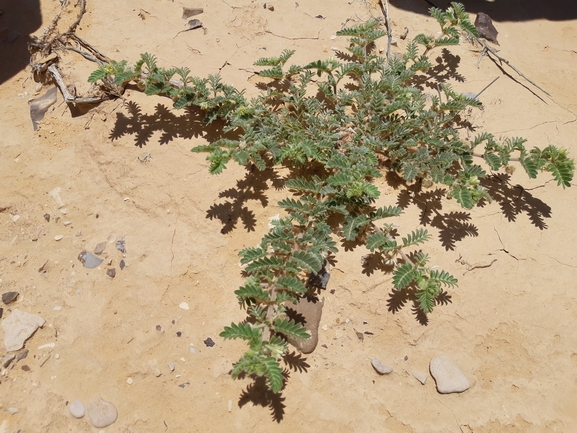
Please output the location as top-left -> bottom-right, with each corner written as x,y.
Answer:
396,185 -> 479,251
386,286 -> 452,326
207,164 -> 285,234
238,375 -> 287,423
481,173 -> 551,230
409,48 -> 466,91
109,100 -> 231,148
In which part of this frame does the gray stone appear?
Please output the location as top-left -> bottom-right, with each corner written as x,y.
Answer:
69,400 -> 85,418
2,309 -> 45,351
94,242 -> 107,255
285,296 -> 324,354
78,251 -> 103,269
371,358 -> 393,375
411,370 -> 428,385
87,397 -> 117,428
430,354 -> 470,394
2,291 -> 19,304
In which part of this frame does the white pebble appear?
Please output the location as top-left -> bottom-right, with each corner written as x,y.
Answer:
371,358 -> 393,375
179,302 -> 189,311
11,215 -> 20,222
63,221 -> 72,226
8,407 -> 18,415
228,400 -> 232,412
53,306 -> 62,311
69,400 -> 85,418
127,378 -> 133,384
54,235 -> 63,241
87,397 -> 118,428
60,208 -> 68,214
168,363 -> 175,372
430,354 -> 470,394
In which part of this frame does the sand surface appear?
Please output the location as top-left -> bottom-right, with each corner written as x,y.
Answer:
1,0 -> 576,431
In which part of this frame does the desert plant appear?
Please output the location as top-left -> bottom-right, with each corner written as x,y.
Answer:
89,3 -> 574,393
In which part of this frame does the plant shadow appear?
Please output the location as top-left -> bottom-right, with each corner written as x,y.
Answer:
238,376 -> 287,423
237,352 -> 308,423
109,100 -> 231,147
409,48 -> 466,92
207,164 -> 285,234
394,172 -> 552,252
386,285 -> 453,326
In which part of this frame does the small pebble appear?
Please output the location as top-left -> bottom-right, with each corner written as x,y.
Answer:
106,268 -> 116,278
228,400 -> 232,412
371,358 -> 393,375
411,370 -> 428,385
94,242 -> 107,255
189,344 -> 196,354
54,235 -> 63,241
119,260 -> 126,270
2,291 -> 19,304
63,220 -> 71,226
179,302 -> 189,311
8,408 -> 18,415
44,213 -> 51,222
204,337 -> 215,347
127,378 -> 133,384
60,208 -> 68,214
11,215 -> 20,222
168,363 -> 175,372
69,400 -> 85,418
87,397 -> 118,428
430,354 -> 470,394
53,306 -> 62,311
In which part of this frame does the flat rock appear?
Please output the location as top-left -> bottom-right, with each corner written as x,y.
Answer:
2,309 -> 45,351
87,397 -> 118,428
69,400 -> 85,418
2,291 -> 19,304
371,358 -> 393,375
430,354 -> 470,394
78,250 -> 103,269
285,295 -> 324,354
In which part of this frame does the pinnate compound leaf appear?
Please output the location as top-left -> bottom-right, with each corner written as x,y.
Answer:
245,256 -> 285,274
276,276 -> 307,294
393,263 -> 415,290
402,228 -> 431,247
520,157 -> 538,179
239,247 -> 266,264
430,269 -> 458,287
220,322 -> 260,340
290,250 -> 322,273
451,186 -> 474,209
88,68 -> 109,83
273,318 -> 310,340
484,153 -> 501,171
264,357 -> 284,393
366,232 -> 388,252
548,162 -> 573,188
416,289 -> 435,313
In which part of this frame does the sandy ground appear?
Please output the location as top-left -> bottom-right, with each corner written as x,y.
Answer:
1,0 -> 577,431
